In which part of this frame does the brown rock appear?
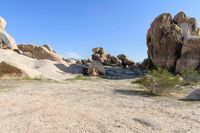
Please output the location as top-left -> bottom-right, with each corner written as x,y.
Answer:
42,44 -> 53,52
110,56 -> 119,64
176,36 -> 200,72
147,11 -> 200,72
88,61 -> 105,76
0,61 -> 27,77
92,53 -> 101,61
92,47 -> 105,54
117,54 -> 128,61
18,44 -> 62,61
142,58 -> 153,69
123,59 -> 135,66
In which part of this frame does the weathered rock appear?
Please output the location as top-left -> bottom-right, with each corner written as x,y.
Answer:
92,53 -> 101,61
0,61 -> 27,78
117,54 -> 128,61
0,17 -> 6,31
123,59 -> 135,66
147,11 -> 200,72
92,47 -> 105,54
176,36 -> 200,72
91,47 -> 135,68
142,58 -> 153,69
0,30 -> 18,49
18,44 -> 62,61
147,13 -> 182,71
13,49 -> 23,54
88,61 -> 105,76
42,44 -> 53,52
135,63 -> 142,69
0,17 -> 18,49
185,89 -> 200,101
111,56 -> 120,64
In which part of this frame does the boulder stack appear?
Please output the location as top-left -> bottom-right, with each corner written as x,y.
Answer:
147,11 -> 200,72
91,47 -> 135,68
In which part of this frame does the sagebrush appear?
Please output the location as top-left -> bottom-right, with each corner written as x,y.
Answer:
135,68 -> 180,95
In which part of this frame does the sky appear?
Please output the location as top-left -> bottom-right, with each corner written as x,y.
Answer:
1,0 -> 200,61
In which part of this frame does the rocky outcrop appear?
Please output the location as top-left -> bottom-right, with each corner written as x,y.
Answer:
91,47 -> 135,68
0,17 -> 18,49
18,44 -> 62,61
185,89 -> 200,101
147,11 -> 200,72
88,61 -> 105,76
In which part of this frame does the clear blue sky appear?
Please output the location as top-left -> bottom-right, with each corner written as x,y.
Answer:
1,0 -> 200,61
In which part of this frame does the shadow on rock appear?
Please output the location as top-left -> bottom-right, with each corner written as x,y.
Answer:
113,89 -> 158,97
54,64 -> 87,74
102,67 -> 146,80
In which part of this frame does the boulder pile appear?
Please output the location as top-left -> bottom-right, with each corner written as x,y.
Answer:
90,47 -> 135,68
147,11 -> 200,72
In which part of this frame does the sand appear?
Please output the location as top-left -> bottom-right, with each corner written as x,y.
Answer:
0,79 -> 199,133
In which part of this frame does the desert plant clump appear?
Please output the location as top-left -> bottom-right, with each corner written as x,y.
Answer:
180,69 -> 200,84
134,68 -> 181,95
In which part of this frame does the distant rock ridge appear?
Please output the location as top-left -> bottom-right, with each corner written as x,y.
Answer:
147,11 -> 200,72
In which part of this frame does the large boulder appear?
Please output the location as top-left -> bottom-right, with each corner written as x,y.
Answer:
88,61 -> 105,76
185,89 -> 200,101
147,11 -> 200,72
18,44 -> 62,61
0,17 -> 18,49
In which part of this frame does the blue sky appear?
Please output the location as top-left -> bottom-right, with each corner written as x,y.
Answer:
1,0 -> 200,61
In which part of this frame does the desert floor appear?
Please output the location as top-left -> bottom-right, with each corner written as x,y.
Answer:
0,79 -> 200,133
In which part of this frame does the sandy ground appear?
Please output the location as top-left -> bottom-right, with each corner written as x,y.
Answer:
0,79 -> 200,133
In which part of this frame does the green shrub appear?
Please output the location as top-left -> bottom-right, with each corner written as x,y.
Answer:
180,69 -> 200,83
134,68 -> 180,95
73,74 -> 89,80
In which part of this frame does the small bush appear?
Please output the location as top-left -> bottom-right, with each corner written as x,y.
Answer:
134,68 -> 180,95
180,69 -> 200,83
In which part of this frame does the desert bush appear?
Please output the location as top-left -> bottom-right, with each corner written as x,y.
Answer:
134,68 -> 180,95
180,69 -> 200,83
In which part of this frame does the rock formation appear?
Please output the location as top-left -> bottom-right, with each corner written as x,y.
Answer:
0,17 -> 18,49
91,47 -> 135,68
185,89 -> 200,101
88,61 -> 105,76
18,44 -> 62,62
147,11 -> 200,72
0,61 -> 27,78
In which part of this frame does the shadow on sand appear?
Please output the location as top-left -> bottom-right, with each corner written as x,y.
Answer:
113,89 -> 158,97
54,63 -> 146,80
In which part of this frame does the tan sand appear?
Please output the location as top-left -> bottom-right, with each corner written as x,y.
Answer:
0,79 -> 199,133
